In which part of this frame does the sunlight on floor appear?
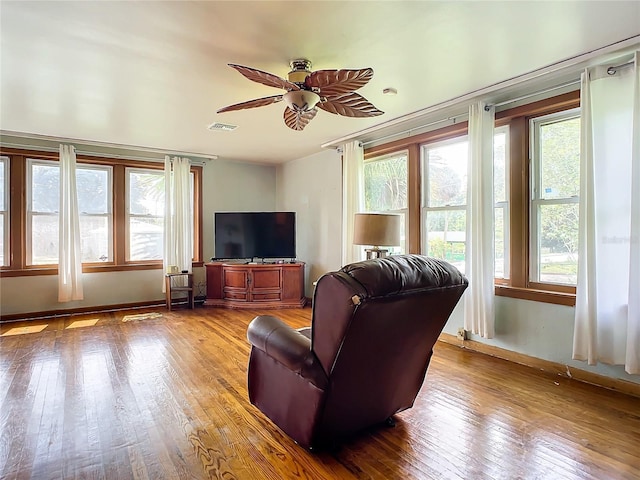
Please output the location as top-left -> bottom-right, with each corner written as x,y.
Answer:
122,312 -> 163,323
1,324 -> 48,336
65,319 -> 99,329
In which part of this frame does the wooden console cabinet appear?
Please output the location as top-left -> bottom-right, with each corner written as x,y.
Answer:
205,262 -> 306,309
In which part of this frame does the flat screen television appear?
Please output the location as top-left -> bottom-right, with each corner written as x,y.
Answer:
214,212 -> 296,260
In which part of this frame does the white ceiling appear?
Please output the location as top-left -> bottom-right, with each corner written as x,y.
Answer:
1,1 -> 639,165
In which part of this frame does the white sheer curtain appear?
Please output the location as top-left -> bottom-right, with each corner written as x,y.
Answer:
342,140 -> 365,266
163,156 -> 193,291
58,144 -> 84,302
573,53 -> 640,374
464,101 -> 495,338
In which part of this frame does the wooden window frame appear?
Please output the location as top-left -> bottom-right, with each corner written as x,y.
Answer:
25,158 -> 114,266
363,151 -> 410,254
0,147 -> 203,277
364,91 -> 580,306
0,156 -> 8,266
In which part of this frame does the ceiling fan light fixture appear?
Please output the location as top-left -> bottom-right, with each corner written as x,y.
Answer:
287,58 -> 313,83
283,90 -> 320,112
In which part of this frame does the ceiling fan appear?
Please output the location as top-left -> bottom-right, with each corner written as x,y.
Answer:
217,59 -> 384,131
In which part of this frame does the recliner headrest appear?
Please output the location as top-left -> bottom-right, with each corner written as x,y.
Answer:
340,254 -> 468,298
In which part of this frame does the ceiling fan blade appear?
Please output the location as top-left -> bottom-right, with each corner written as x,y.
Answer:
217,95 -> 283,113
283,107 -> 317,131
305,68 -> 374,97
318,92 -> 384,118
228,64 -> 300,91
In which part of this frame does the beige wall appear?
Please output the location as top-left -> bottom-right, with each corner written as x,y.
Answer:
276,149 -> 342,297
0,157 -> 277,316
275,149 -> 638,385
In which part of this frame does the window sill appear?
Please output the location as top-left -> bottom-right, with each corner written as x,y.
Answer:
1,263 -> 164,277
1,261 -> 205,277
494,285 -> 576,306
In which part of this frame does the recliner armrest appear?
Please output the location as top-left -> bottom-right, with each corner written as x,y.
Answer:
247,315 -> 327,388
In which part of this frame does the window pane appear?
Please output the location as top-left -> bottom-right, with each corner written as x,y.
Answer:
129,171 -> 165,216
538,203 -> 579,284
0,156 -> 5,210
0,214 -> 4,266
364,154 -> 407,211
494,132 -> 507,203
77,168 -> 109,214
129,217 -> 163,260
32,163 -> 59,213
427,141 -> 467,207
494,129 -> 509,279
80,216 -> 110,262
31,215 -> 58,264
1,157 -> 6,266
425,210 -> 466,273
495,206 -> 506,278
540,117 -> 580,199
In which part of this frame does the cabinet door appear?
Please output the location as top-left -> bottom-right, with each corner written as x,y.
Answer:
224,269 -> 248,289
206,264 -> 223,299
251,268 -> 281,291
223,268 -> 249,301
282,265 -> 304,301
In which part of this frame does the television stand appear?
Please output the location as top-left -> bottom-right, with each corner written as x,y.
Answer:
205,261 -> 306,309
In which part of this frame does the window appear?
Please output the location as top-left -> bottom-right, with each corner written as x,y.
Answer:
26,159 -> 112,265
361,92 -> 579,305
363,152 -> 408,253
530,110 -> 580,285
420,128 -> 509,277
0,148 -> 203,276
422,137 -> 468,273
0,156 -> 7,266
494,129 -> 510,279
127,168 -> 165,261
126,168 -> 195,262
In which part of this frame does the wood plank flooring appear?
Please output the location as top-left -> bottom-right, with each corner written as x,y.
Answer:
1,306 -> 639,479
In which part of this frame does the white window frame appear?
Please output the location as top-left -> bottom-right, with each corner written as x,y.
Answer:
125,167 -> 165,262
26,158 -> 113,265
77,164 -> 113,264
529,109 -> 580,285
494,127 -> 510,280
421,136 -> 469,272
421,128 -> 510,278
0,156 -> 8,266
26,158 -> 58,265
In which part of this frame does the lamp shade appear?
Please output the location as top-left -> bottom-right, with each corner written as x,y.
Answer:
353,213 -> 401,247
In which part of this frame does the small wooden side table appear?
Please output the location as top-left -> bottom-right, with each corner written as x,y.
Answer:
165,272 -> 194,310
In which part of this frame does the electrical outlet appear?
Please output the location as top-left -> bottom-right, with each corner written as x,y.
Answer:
456,327 -> 467,341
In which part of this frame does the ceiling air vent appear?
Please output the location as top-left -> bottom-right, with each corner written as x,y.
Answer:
207,122 -> 238,132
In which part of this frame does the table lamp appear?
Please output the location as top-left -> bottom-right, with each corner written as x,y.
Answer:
353,213 -> 401,259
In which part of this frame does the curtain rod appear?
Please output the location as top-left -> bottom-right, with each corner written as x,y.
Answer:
362,73 -> 580,147
606,59 -> 634,75
486,60 -> 634,111
363,58 -> 636,146
362,116 -> 463,147
0,130 -> 217,161
0,141 -> 208,166
328,37 -> 639,150
486,79 -> 580,110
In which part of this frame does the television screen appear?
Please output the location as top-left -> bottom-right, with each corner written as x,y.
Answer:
214,212 -> 296,260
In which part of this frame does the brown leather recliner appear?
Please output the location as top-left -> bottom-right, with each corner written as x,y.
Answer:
246,254 -> 468,449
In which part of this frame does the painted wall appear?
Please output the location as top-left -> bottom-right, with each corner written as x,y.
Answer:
202,158 -> 277,262
277,148 -> 639,386
442,297 -> 638,384
276,149 -> 343,297
0,156 -> 276,316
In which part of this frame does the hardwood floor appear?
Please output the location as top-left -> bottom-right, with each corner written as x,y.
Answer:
1,306 -> 638,480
